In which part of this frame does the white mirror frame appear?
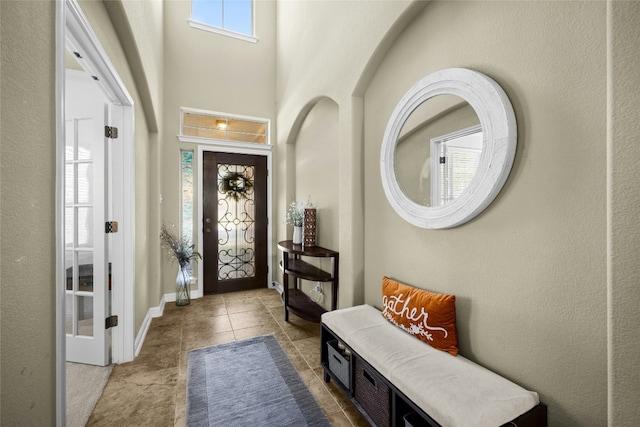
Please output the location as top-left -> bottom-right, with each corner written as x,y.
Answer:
380,68 -> 517,229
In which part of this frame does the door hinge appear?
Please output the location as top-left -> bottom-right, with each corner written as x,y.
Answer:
105,126 -> 118,139
105,221 -> 119,233
105,315 -> 118,329
440,156 -> 446,164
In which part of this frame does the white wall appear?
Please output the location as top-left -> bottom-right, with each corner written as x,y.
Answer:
274,0 -> 640,425
608,1 -> 640,424
0,2 -> 58,423
276,0 -> 423,307
364,2 -> 607,425
104,0 -> 164,132
291,97 -> 339,309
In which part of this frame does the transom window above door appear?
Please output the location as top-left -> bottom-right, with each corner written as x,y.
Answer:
180,108 -> 269,146
189,0 -> 256,43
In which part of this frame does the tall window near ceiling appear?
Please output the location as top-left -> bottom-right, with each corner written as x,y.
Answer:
190,0 -> 256,43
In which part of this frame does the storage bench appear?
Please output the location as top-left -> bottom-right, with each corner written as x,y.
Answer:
321,305 -> 547,427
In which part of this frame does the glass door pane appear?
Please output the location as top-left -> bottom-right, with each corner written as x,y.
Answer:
65,116 -> 95,338
217,164 -> 256,280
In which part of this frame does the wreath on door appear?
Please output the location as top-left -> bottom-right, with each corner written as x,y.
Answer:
220,171 -> 253,201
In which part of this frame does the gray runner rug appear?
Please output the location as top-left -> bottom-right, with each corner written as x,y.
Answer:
186,334 -> 331,427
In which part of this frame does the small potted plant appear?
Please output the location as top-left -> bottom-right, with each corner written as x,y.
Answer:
285,201 -> 304,244
160,224 -> 202,306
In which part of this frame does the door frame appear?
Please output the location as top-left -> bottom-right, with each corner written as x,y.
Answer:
197,143 -> 274,298
56,1 -> 136,425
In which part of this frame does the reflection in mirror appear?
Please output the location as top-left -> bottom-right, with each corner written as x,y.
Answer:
395,95 -> 481,207
431,124 -> 482,207
380,68 -> 516,229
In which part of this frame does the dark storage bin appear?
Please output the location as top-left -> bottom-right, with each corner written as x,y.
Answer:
354,358 -> 391,427
327,339 -> 350,388
404,412 -> 430,427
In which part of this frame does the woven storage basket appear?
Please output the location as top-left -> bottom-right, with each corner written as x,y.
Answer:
403,412 -> 430,427
354,357 -> 391,427
327,340 -> 350,388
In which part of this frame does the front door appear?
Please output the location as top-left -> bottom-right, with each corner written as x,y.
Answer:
203,152 -> 268,294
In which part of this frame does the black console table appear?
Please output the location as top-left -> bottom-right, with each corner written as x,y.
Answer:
277,240 -> 339,322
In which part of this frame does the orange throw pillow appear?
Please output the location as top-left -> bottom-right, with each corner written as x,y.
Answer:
381,276 -> 459,356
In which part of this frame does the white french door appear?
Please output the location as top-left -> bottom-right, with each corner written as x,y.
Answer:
64,102 -> 110,366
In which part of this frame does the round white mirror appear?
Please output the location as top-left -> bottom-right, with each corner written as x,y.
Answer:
380,68 -> 517,229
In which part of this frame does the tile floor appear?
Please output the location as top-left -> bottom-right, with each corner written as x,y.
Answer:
87,288 -> 368,426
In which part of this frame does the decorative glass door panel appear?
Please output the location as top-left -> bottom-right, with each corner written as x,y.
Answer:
203,152 -> 267,294
217,164 -> 256,280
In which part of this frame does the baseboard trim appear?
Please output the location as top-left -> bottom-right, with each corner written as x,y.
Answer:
164,290 -> 201,302
272,281 -> 283,294
149,296 -> 165,318
134,295 -> 166,357
134,291 -> 205,357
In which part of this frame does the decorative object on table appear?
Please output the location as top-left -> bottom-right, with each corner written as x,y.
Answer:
285,201 -> 304,245
303,206 -> 316,247
160,224 -> 202,306
292,225 -> 303,245
186,334 -> 330,427
220,171 -> 253,201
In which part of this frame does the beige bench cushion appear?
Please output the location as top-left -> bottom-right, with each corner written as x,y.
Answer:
322,305 -> 539,427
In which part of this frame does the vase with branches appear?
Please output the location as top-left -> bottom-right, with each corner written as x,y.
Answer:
160,224 -> 202,306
